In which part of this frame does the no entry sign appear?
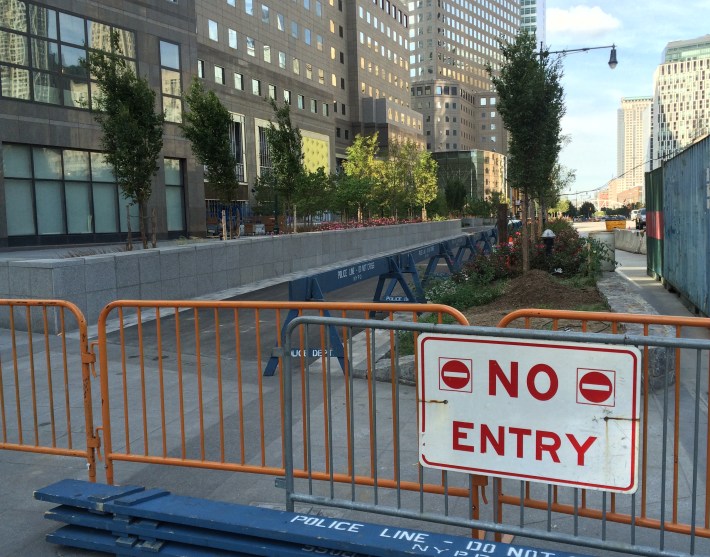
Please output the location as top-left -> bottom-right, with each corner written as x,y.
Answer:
417,334 -> 641,493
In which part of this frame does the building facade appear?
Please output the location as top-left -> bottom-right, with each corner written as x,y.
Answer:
519,0 -> 544,43
617,96 -> 652,196
0,0 -> 422,247
407,0 -> 519,160
650,35 -> 710,170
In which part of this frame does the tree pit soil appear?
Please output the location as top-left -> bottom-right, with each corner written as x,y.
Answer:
462,269 -> 614,333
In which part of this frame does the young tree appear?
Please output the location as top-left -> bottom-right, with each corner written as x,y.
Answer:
342,133 -> 383,219
259,99 -> 305,231
411,148 -> 439,220
181,78 -> 239,204
488,31 -> 564,271
84,33 -> 164,249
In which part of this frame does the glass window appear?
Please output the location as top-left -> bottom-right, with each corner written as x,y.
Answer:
316,34 -> 323,51
291,21 -> 298,38
316,1 -> 322,16
29,6 -> 56,38
33,147 -> 62,179
63,149 -> 90,180
310,98 -> 317,113
263,45 -> 271,63
33,72 -> 60,104
278,51 -> 286,69
261,5 -> 269,24
61,45 -> 87,77
91,152 -> 113,182
214,65 -> 224,84
234,72 -> 243,89
0,31 -> 28,65
65,182 -> 92,233
277,14 -> 285,31
2,2 -> 27,32
228,29 -> 237,48
92,182 -> 118,233
208,20 -> 218,41
245,0 -> 253,15
58,12 -> 85,46
246,37 -> 255,56
164,158 -> 184,231
197,59 -> 204,78
283,89 -> 291,104
5,179 -> 35,235
87,21 -> 111,51
160,41 -> 180,69
251,78 -> 260,95
164,96 -> 182,124
297,94 -> 304,109
304,28 -> 311,45
36,181 -> 65,234
268,83 -> 276,99
304,0 -> 310,9
31,39 -> 59,70
3,144 -> 32,178
292,57 -> 299,74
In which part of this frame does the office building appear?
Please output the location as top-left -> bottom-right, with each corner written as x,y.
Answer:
617,96 -> 651,200
650,35 -> 710,169
519,0 -> 544,43
0,0 -> 421,247
407,0 -> 520,157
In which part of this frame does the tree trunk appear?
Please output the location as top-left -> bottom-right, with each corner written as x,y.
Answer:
125,205 -> 133,251
522,193 -> 530,272
139,202 -> 148,249
151,207 -> 157,248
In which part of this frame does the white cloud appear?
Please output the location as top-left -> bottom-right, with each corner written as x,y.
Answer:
548,6 -> 621,40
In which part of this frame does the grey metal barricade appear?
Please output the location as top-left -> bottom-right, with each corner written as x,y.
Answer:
282,316 -> 710,557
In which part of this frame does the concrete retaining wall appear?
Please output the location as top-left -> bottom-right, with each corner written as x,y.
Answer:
614,229 -> 647,254
0,220 -> 462,330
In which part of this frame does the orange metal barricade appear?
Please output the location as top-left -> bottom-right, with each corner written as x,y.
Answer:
0,299 -> 98,481
96,300 -> 484,504
496,309 -> 710,540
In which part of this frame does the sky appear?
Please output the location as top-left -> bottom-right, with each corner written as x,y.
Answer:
544,1 -> 710,200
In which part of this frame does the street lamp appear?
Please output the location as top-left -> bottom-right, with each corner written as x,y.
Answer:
539,43 -> 618,69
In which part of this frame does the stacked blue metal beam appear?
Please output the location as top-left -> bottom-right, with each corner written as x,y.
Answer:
35,479 -> 591,557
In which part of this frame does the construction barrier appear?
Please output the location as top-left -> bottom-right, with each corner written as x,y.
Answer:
496,309 -> 710,552
0,299 -> 98,481
94,300 -> 478,500
279,315 -> 710,557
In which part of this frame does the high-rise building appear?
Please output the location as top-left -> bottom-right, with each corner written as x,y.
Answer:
0,0 -> 422,247
617,97 -> 652,196
650,35 -> 710,169
520,0 -> 545,44
407,0 -> 520,156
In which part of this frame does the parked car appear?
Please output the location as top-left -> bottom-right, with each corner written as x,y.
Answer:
635,208 -> 646,229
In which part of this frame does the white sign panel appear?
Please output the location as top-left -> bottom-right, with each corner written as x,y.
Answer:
417,334 -> 641,493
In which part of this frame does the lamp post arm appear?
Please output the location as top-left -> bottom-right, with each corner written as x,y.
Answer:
538,43 -> 618,69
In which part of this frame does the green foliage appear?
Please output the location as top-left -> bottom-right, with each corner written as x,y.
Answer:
342,134 -> 438,219
579,201 -> 596,218
425,276 -> 505,308
84,32 -> 164,248
261,99 -> 304,217
487,31 -> 565,271
181,78 -> 238,203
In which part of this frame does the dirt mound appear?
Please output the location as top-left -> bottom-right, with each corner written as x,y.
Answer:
463,269 -> 607,328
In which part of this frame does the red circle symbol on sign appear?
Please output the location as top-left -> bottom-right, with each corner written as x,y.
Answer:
579,371 -> 613,404
440,359 -> 471,390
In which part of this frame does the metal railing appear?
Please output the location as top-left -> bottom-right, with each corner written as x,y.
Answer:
281,315 -> 710,557
0,299 -> 98,481
96,300 -> 469,487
